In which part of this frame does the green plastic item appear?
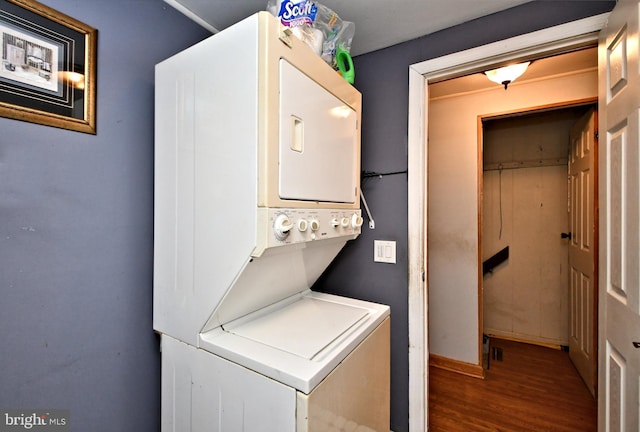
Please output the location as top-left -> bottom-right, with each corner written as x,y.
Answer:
336,46 -> 354,85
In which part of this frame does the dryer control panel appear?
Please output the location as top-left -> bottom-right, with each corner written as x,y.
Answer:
255,208 -> 362,256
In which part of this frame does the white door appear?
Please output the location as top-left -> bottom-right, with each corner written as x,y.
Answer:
568,108 -> 597,397
599,0 -> 640,429
278,59 -> 358,204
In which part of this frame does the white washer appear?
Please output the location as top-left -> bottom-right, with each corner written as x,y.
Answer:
202,291 -> 388,393
162,294 -> 389,431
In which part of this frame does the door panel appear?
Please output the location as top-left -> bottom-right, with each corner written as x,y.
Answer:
568,109 -> 597,396
279,59 -> 358,204
599,0 -> 640,429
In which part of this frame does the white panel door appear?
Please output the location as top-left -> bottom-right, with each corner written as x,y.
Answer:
599,0 -> 640,429
569,108 -> 597,397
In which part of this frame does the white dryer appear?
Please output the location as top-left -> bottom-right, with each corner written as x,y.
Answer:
154,11 -> 390,431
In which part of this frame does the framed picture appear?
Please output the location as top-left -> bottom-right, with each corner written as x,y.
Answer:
0,0 -> 96,134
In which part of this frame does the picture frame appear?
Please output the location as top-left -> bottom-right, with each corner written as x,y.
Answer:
0,0 -> 96,134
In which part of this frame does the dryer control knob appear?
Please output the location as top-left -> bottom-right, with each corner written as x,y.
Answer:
340,217 -> 350,228
351,213 -> 364,229
309,219 -> 320,231
297,219 -> 308,232
274,214 -> 293,240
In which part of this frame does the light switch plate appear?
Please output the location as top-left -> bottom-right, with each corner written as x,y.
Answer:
374,240 -> 396,264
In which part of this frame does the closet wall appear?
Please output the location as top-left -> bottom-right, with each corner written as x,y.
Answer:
482,107 -> 593,346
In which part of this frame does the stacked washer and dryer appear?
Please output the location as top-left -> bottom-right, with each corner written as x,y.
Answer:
153,11 -> 390,432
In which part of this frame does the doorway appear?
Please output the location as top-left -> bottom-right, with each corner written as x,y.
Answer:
426,46 -> 598,371
482,106 -> 592,347
406,14 -> 609,431
481,104 -> 598,398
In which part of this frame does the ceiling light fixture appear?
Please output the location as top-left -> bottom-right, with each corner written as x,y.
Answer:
485,61 -> 530,90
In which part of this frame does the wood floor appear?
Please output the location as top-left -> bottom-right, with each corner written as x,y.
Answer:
428,338 -> 597,431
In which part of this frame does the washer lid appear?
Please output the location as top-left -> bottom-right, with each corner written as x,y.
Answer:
225,297 -> 368,360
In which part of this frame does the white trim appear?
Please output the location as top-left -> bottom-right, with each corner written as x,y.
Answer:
407,66 -> 427,432
406,13 -> 609,432
411,13 -> 609,79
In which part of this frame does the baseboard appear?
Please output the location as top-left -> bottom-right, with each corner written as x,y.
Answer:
485,332 -> 565,350
429,353 -> 484,379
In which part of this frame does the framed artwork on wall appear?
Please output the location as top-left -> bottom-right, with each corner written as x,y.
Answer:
0,0 -> 96,134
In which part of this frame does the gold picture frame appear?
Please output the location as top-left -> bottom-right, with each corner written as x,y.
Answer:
0,0 -> 96,134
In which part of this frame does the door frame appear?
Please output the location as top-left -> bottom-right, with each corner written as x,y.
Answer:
406,13 -> 609,432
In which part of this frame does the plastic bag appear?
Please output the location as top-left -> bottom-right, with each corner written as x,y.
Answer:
267,0 -> 354,70
316,3 -> 355,68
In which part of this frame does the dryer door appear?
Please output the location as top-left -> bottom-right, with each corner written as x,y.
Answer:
279,59 -> 358,204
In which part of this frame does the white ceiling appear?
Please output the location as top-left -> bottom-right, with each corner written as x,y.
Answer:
164,0 -> 532,56
164,0 -> 597,96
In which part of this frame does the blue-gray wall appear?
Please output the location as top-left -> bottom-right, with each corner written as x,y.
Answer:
314,2 -> 615,431
0,1 -> 615,432
0,1 -> 209,431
